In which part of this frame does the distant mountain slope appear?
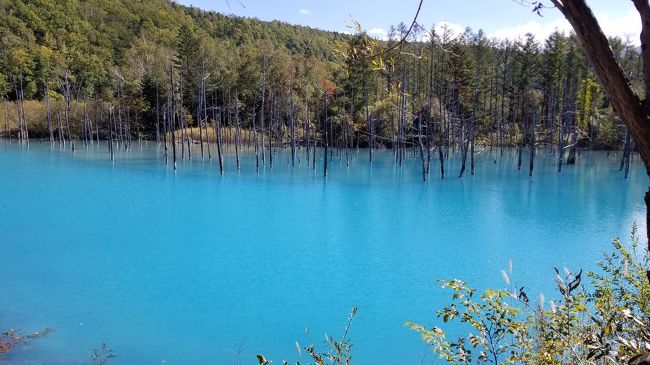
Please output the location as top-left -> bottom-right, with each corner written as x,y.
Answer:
0,0 -> 344,97
186,6 -> 347,60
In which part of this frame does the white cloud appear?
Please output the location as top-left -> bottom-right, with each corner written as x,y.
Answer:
487,18 -> 571,43
433,21 -> 467,40
368,27 -> 388,40
299,8 -> 311,15
596,10 -> 640,44
487,10 -> 640,45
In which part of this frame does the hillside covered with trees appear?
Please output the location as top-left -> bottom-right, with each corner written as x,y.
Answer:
0,0 -> 644,177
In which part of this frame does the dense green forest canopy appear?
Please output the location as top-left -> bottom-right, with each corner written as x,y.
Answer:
0,0 -> 344,97
0,0 -> 644,155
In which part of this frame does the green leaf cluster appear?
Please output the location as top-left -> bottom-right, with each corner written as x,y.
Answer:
408,225 -> 650,364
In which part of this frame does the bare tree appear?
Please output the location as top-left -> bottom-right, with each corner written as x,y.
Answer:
45,80 -> 53,144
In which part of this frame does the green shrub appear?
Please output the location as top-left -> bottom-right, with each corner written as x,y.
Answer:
407,224 -> 650,364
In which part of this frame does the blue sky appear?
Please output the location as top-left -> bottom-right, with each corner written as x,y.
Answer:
176,0 -> 640,43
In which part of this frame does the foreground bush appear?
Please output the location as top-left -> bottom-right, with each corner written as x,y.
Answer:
407,224 -> 650,364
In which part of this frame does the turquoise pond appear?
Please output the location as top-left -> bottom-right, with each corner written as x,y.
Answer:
0,141 -> 648,364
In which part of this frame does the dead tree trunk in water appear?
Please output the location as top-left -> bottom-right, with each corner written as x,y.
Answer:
180,75 -> 191,161
312,99 -> 317,171
3,97 -> 8,140
459,120 -> 470,178
290,90 -> 296,167
45,80 -> 54,144
197,62 -> 206,160
517,99 -> 524,171
15,75 -> 28,144
366,89 -> 372,163
234,93 -> 241,171
398,70 -> 407,167
312,135 -> 316,171
305,104 -> 311,166
57,111 -> 64,146
204,109 -> 211,161
268,91 -> 274,169
621,127 -> 630,171
621,127 -> 632,178
566,124 -> 577,164
529,109 -> 536,177
417,113 -> 427,181
623,141 -> 634,179
426,114 -> 432,178
170,102 -> 177,170
82,101 -> 89,148
253,104 -> 259,172
390,108 -> 396,161
169,66 -> 177,170
117,77 -> 124,149
342,119 -> 347,158
163,108 -> 168,165
437,61 -> 446,179
470,124 -> 475,176
438,135 -> 445,179
323,91 -> 329,177
558,85 -> 566,172
63,70 -> 73,152
108,106 -> 114,161
260,57 -> 267,167
156,85 -> 161,145
20,76 -> 28,144
214,101 -> 224,175
88,105 -> 94,146
95,106 -> 100,145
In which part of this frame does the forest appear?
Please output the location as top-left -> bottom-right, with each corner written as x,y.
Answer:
0,0 -> 643,179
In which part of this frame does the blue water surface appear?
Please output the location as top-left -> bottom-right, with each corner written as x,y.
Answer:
0,141 -> 647,365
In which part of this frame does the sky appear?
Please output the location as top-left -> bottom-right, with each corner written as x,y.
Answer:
176,0 -> 641,44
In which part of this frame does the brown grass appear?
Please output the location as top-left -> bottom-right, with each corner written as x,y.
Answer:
171,125 -> 316,145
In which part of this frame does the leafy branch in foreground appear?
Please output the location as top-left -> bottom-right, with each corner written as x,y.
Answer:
257,306 -> 358,365
407,224 -> 650,364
